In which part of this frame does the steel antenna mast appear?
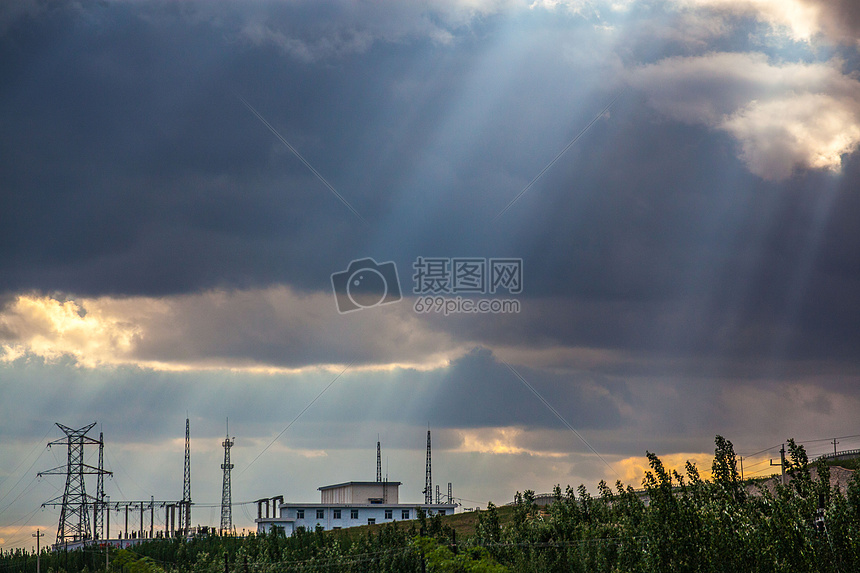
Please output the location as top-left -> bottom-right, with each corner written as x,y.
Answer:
180,418 -> 192,536
423,428 -> 432,504
377,438 -> 382,483
220,419 -> 235,535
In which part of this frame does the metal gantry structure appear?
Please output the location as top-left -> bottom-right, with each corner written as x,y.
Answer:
220,420 -> 235,535
38,423 -> 112,545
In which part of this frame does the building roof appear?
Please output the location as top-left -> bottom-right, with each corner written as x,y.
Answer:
318,481 -> 402,490
275,502 -> 456,508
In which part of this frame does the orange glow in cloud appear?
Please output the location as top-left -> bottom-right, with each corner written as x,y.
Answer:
456,427 -> 567,457
0,295 -> 140,367
0,292 -> 461,373
613,452 -> 717,485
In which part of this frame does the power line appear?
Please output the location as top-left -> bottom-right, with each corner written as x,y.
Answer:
0,428 -> 53,495
239,362 -> 354,475
0,442 -> 50,512
233,91 -> 368,226
0,477 -> 43,520
501,360 -> 619,478
0,506 -> 43,550
494,87 -> 627,220
103,447 -> 150,499
739,434 -> 860,458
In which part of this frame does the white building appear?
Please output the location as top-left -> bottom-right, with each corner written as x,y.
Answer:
256,481 -> 456,535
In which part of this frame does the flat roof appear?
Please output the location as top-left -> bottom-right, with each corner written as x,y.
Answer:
318,481 -> 402,490
279,503 -> 455,508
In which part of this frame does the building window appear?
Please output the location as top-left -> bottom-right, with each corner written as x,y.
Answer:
438,510 -> 446,515
333,509 -> 341,519
367,518 -> 376,525
316,509 -> 324,519
296,509 -> 304,519
401,510 -> 410,520
384,510 -> 392,519
350,509 -> 359,519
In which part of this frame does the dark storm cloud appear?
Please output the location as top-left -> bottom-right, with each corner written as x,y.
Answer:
0,1 -> 381,296
0,0 -> 859,426
0,0 -> 630,298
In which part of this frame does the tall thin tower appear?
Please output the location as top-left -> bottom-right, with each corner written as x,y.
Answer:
180,418 -> 191,536
38,423 -> 111,545
220,420 -> 234,535
424,429 -> 432,504
376,439 -> 382,482
94,432 -> 105,539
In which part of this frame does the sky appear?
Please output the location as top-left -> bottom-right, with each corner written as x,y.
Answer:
2,0 -> 860,550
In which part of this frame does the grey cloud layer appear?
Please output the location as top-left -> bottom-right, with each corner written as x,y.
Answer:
1,0 -> 859,375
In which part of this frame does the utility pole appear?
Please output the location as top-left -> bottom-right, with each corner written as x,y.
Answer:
105,495 -> 110,571
150,496 -> 154,539
832,438 -> 839,457
32,530 -> 43,573
781,444 -> 786,485
770,444 -> 786,485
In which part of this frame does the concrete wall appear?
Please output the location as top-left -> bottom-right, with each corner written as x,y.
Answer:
259,504 -> 456,534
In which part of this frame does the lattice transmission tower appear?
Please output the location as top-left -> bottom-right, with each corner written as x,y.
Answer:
423,429 -> 432,504
38,423 -> 112,545
376,439 -> 382,482
220,420 -> 234,535
179,417 -> 191,536
95,432 -> 105,539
